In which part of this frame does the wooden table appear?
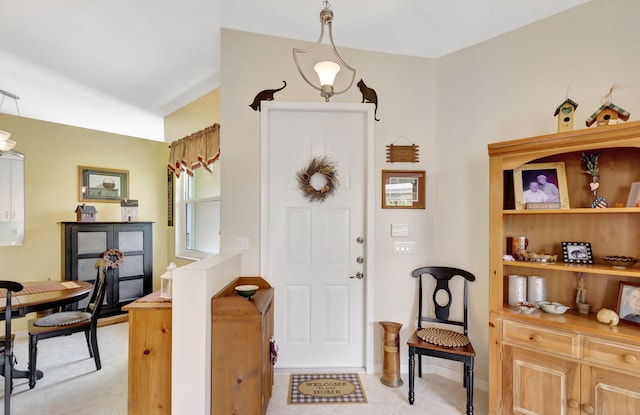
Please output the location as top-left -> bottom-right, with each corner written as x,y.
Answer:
0,280 -> 92,318
0,280 -> 93,381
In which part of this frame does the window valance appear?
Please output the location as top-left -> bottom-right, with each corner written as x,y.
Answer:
168,123 -> 220,177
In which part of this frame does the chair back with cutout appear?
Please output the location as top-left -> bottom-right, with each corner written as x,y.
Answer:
411,266 -> 475,336
86,263 -> 107,320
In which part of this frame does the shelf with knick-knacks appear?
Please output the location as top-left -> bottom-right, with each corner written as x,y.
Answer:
488,120 -> 640,415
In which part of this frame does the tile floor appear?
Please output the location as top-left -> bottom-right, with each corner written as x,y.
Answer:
1,322 -> 487,415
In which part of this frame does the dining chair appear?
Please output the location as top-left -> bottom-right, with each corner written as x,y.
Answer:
27,261 -> 107,389
406,266 -> 476,415
0,280 -> 24,415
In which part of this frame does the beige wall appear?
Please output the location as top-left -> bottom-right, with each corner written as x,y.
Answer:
220,0 -> 640,386
163,89 -> 220,267
0,113 -> 169,330
164,89 -> 220,142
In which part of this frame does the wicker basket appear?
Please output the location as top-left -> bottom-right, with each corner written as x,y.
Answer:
103,178 -> 115,189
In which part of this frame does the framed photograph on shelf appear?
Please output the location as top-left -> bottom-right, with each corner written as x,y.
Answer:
616,281 -> 640,326
382,170 -> 425,209
513,162 -> 570,210
626,182 -> 640,208
561,241 -> 594,264
79,166 -> 129,203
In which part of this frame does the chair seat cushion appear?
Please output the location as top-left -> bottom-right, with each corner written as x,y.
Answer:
33,311 -> 91,327
416,327 -> 470,348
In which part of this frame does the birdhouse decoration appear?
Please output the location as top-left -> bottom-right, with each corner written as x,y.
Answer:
120,199 -> 139,222
554,98 -> 579,132
585,102 -> 630,127
75,204 -> 97,222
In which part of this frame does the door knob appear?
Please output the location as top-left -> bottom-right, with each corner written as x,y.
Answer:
356,257 -> 364,264
356,237 -> 364,244
350,272 -> 364,280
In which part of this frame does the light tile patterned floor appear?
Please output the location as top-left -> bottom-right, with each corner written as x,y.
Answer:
267,370 -> 487,415
0,322 -> 487,415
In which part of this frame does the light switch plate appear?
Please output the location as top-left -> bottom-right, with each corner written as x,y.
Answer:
236,237 -> 249,251
393,241 -> 416,254
391,223 -> 409,237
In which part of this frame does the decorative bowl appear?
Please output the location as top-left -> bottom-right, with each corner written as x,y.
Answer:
515,251 -> 557,263
539,301 -> 570,315
602,255 -> 639,268
515,301 -> 537,314
235,284 -> 259,298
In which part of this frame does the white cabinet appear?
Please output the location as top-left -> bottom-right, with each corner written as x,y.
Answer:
0,152 -> 24,245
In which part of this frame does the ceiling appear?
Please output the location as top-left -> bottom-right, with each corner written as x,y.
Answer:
0,0 -> 591,141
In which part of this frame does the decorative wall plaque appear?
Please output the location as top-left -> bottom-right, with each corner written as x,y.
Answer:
386,144 -> 419,163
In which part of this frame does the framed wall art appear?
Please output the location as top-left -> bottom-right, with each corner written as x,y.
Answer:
616,281 -> 640,326
626,182 -> 640,208
513,162 -> 570,210
79,166 -> 129,203
382,170 -> 425,209
561,241 -> 594,264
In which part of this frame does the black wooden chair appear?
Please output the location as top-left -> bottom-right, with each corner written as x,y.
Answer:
0,280 -> 24,415
27,262 -> 107,389
407,266 -> 476,415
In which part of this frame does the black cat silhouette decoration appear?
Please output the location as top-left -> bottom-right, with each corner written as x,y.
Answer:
357,79 -> 380,121
249,81 -> 287,111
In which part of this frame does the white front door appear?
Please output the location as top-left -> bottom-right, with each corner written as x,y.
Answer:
261,102 -> 373,368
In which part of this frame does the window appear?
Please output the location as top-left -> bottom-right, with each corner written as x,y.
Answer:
175,161 -> 220,259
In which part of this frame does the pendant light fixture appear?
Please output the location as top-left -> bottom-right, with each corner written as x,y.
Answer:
292,1 -> 356,102
0,89 -> 20,152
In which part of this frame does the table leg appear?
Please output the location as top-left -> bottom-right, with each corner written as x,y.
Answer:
12,367 -> 43,387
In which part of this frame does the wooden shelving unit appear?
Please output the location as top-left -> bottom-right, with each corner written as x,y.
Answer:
488,121 -> 640,414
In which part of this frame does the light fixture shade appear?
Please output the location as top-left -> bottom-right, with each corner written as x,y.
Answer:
0,130 -> 10,141
0,139 -> 16,151
292,1 -> 356,102
314,61 -> 341,86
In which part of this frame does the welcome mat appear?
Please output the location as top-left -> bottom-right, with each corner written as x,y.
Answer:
288,373 -> 367,405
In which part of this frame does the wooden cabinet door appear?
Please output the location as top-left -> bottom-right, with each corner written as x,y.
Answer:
503,346 -> 581,415
581,365 -> 640,415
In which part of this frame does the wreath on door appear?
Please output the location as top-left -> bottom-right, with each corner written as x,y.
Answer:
296,156 -> 339,202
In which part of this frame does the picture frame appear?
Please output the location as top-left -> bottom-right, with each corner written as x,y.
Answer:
79,166 -> 129,203
382,170 -> 425,209
626,182 -> 640,208
616,281 -> 640,326
561,241 -> 594,264
513,162 -> 570,210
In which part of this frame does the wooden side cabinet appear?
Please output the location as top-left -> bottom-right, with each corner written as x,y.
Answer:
123,292 -> 172,415
488,121 -> 640,414
62,221 -> 153,316
211,277 -> 274,415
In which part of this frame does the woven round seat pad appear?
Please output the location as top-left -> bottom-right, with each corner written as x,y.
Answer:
416,327 -> 470,348
33,311 -> 91,327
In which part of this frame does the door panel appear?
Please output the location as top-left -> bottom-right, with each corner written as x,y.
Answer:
261,103 -> 372,368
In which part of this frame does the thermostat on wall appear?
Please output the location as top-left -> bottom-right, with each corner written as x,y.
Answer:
391,223 -> 409,237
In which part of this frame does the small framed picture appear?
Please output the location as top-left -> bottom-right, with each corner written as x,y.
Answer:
561,241 -> 594,264
626,182 -> 640,207
513,162 -> 570,210
616,281 -> 640,326
382,170 -> 426,209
